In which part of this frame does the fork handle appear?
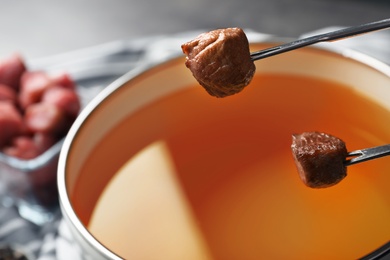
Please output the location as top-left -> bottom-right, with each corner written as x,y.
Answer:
250,18 -> 390,61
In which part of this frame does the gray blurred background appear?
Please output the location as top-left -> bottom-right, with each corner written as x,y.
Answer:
0,0 -> 389,59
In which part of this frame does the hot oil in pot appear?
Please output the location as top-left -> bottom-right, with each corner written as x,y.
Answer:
72,74 -> 390,260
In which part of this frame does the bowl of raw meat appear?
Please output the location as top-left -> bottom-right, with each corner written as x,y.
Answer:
58,32 -> 390,260
0,53 -> 81,221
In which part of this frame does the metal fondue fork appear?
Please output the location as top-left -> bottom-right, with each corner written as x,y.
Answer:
250,18 -> 390,61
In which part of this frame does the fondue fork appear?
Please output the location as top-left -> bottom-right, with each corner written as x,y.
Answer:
250,18 -> 390,61
345,144 -> 390,166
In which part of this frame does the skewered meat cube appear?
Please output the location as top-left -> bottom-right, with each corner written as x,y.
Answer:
291,131 -> 348,188
181,27 -> 255,98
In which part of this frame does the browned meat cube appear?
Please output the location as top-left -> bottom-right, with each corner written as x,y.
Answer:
181,28 -> 255,98
0,53 -> 26,91
19,71 -> 52,109
291,131 -> 348,188
0,102 -> 24,147
41,86 -> 81,117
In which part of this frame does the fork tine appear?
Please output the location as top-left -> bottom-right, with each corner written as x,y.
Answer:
345,144 -> 390,166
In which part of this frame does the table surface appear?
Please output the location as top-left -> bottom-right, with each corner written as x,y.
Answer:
0,0 -> 390,60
